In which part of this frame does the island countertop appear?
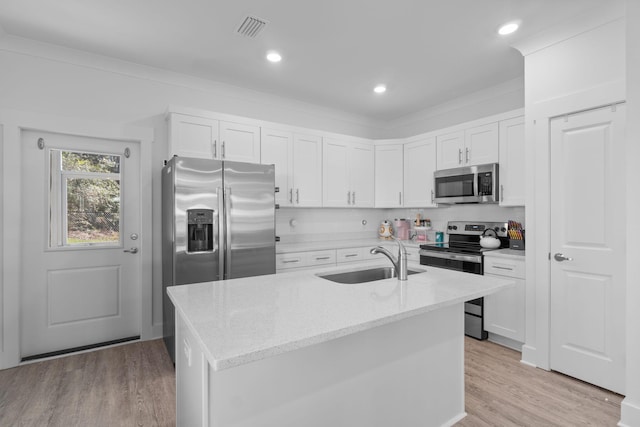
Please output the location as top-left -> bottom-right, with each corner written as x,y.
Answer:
167,262 -> 514,371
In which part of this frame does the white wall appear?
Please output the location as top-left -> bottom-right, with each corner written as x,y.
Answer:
0,36 -> 383,363
622,0 -> 640,424
380,77 -> 524,139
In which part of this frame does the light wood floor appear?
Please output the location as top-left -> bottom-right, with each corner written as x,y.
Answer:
0,337 -> 623,426
0,339 -> 176,427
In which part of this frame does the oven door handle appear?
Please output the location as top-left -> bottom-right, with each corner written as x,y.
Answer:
419,250 -> 482,264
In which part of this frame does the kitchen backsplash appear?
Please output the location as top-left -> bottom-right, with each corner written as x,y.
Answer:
277,205 -> 525,244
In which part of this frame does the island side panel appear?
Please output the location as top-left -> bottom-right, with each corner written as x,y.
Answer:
176,313 -> 209,426
208,303 -> 465,427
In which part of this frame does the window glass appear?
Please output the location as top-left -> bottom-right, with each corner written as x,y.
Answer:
50,150 -> 122,247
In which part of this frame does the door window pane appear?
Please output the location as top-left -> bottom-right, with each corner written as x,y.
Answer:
66,177 -> 120,244
50,149 -> 122,248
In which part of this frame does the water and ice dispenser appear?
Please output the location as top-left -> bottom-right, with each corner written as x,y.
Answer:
187,209 -> 214,253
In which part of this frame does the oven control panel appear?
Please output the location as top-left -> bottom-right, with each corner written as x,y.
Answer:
446,221 -> 508,237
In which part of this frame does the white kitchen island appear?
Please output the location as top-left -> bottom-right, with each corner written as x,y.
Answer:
167,262 -> 514,427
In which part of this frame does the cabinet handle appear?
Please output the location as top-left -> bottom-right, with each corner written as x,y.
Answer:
431,189 -> 434,203
500,185 -> 504,202
221,141 -> 226,159
345,253 -> 359,258
465,147 -> 469,163
347,191 -> 351,205
493,265 -> 514,271
315,256 -> 331,260
296,189 -> 300,204
352,191 -> 356,205
399,192 -> 402,206
213,140 -> 217,158
458,149 -> 462,164
289,188 -> 293,204
282,259 -> 300,264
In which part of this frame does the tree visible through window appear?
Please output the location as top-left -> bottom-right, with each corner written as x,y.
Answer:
50,150 -> 121,246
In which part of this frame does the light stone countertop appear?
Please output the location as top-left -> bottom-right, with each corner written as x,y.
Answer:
167,262 -> 514,372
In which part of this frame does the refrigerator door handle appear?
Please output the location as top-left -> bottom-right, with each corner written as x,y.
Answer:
224,187 -> 232,279
217,186 -> 225,281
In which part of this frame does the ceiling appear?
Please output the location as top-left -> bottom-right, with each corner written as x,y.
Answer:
0,0 -> 605,121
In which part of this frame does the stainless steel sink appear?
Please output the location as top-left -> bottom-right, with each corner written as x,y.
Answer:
317,266 -> 424,284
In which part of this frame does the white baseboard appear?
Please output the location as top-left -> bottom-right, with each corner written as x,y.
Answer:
619,398 -> 640,427
487,333 -> 523,352
520,344 -> 538,368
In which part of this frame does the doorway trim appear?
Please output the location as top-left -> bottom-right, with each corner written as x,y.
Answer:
0,109 -> 153,369
522,80 -> 626,371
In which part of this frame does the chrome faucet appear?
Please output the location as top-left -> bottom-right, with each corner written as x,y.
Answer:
370,237 -> 408,281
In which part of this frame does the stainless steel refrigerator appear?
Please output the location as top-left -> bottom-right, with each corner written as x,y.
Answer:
162,156 -> 276,363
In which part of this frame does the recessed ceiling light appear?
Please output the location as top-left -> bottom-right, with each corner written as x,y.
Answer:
373,84 -> 387,94
266,51 -> 282,63
498,22 -> 519,36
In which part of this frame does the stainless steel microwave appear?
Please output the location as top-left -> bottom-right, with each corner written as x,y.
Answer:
434,163 -> 499,204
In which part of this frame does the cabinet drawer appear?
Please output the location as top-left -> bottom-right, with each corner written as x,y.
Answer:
307,250 -> 336,266
403,246 -> 421,263
276,252 -> 309,270
484,257 -> 524,279
336,247 -> 364,263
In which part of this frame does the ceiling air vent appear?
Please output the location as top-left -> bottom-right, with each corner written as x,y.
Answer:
236,15 -> 268,38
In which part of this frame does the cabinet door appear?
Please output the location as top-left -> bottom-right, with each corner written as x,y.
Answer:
484,276 -> 525,342
349,143 -> 374,207
261,128 -> 293,206
322,138 -> 350,207
404,138 -> 437,207
483,256 -> 525,342
292,134 -> 323,207
499,117 -> 525,206
168,113 -> 219,159
464,122 -> 499,166
219,121 -> 261,163
374,144 -> 404,207
436,131 -> 464,170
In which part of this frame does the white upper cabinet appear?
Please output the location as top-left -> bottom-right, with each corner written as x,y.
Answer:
219,121 -> 261,163
403,137 -> 437,207
436,122 -> 499,169
323,138 -> 374,207
374,143 -> 404,207
499,116 -> 525,206
168,113 -> 219,159
261,128 -> 293,207
436,131 -> 464,170
292,133 -> 323,207
261,129 -> 322,207
168,112 -> 260,163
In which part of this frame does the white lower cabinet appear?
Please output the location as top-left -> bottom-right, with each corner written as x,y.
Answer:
483,254 -> 525,343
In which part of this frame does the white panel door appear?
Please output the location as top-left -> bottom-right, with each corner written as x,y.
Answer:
404,138 -> 437,207
436,131 -> 464,170
549,104 -> 626,394
168,113 -> 218,159
21,130 -> 141,358
322,138 -> 350,207
374,144 -> 404,207
292,133 -> 322,207
464,122 -> 499,166
499,116 -> 526,206
219,121 -> 260,163
261,128 -> 293,207
349,143 -> 374,207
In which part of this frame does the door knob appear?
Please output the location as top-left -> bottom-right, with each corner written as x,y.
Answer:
124,247 -> 138,254
554,253 -> 572,262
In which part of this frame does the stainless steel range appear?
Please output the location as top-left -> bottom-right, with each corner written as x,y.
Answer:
419,221 -> 509,340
